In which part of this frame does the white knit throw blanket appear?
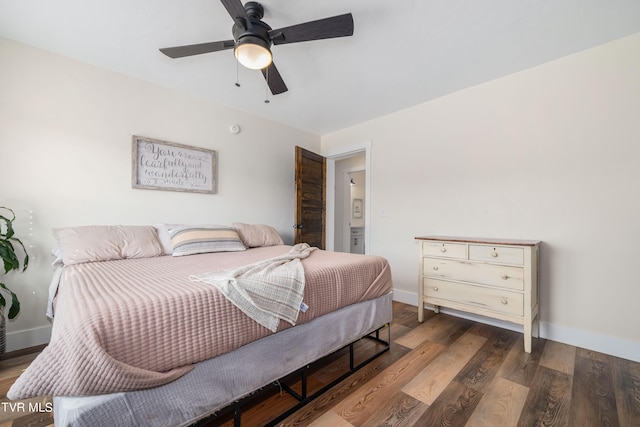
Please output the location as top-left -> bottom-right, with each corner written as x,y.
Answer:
189,243 -> 317,332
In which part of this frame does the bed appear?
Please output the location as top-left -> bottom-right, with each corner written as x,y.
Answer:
7,224 -> 393,426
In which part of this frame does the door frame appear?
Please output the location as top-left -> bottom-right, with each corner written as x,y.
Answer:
323,140 -> 372,252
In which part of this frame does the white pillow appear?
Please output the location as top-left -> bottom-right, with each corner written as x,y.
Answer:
154,223 -> 182,255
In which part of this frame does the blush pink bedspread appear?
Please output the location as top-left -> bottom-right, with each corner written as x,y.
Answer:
8,246 -> 391,399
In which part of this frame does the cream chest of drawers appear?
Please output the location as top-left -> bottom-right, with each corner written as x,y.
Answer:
415,236 -> 540,353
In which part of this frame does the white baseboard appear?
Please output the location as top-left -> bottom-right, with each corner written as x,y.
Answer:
6,325 -> 52,352
538,321 -> 640,363
392,289 -> 640,363
390,288 -> 416,306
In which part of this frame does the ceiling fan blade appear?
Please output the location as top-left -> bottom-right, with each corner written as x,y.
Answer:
220,0 -> 249,22
269,13 -> 353,45
160,40 -> 235,58
261,62 -> 288,95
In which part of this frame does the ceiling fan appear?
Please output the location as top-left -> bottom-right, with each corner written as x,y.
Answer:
160,0 -> 354,96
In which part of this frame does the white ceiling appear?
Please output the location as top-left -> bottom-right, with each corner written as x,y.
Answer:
2,0 -> 640,135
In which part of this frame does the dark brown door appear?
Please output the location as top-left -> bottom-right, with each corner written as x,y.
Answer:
294,146 -> 326,249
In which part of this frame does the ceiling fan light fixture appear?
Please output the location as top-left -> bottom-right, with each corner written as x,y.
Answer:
234,36 -> 272,70
160,1 -> 355,96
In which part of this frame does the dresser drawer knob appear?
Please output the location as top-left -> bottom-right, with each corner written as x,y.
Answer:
440,247 -> 447,253
433,266 -> 439,271
491,251 -> 499,257
501,298 -> 508,305
501,274 -> 509,280
432,287 -> 439,291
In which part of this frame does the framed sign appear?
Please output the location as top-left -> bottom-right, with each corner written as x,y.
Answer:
132,136 -> 217,194
352,198 -> 363,218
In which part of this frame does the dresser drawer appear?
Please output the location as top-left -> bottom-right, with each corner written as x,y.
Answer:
421,241 -> 467,259
423,258 -> 524,290
423,278 -> 524,317
468,244 -> 524,265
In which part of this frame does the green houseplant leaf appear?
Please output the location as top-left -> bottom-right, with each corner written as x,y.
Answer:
0,207 -> 29,320
0,283 -> 20,319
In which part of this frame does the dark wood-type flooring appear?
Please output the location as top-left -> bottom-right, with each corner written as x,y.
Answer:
1,302 -> 639,426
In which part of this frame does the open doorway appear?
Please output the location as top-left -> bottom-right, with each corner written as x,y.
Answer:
323,141 -> 372,253
333,153 -> 366,253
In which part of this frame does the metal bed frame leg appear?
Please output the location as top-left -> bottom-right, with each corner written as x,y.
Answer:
301,369 -> 307,400
349,341 -> 355,370
234,403 -> 241,427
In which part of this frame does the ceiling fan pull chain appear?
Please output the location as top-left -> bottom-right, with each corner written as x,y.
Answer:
235,60 -> 241,87
264,66 -> 270,103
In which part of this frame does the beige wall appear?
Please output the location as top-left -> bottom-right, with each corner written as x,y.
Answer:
0,38 -> 320,351
322,33 -> 640,361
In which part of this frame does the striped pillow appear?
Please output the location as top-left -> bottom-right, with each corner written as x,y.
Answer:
169,225 -> 246,256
